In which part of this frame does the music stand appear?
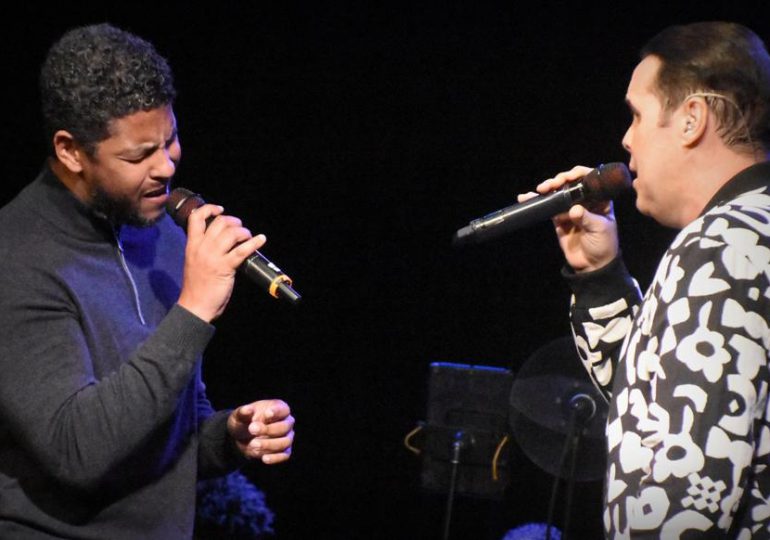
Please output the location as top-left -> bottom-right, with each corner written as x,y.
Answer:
411,362 -> 513,540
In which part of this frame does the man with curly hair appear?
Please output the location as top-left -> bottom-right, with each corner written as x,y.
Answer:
0,23 -> 294,539
525,21 -> 770,538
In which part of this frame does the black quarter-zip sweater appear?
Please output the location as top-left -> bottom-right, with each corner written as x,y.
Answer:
0,164 -> 242,539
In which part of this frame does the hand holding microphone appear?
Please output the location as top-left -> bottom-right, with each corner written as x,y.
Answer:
540,164 -> 624,272
167,188 -> 300,322
454,163 -> 632,272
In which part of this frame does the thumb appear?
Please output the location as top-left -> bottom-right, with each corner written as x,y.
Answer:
568,204 -> 588,226
569,204 -> 610,232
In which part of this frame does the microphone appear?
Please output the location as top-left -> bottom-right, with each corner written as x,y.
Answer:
165,188 -> 301,304
453,162 -> 632,245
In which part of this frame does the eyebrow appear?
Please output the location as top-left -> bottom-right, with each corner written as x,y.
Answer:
124,128 -> 178,156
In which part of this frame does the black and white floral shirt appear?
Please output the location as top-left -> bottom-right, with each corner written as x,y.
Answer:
567,162 -> 770,539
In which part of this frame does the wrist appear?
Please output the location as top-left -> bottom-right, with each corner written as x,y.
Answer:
562,255 -> 638,307
176,292 -> 218,323
572,255 -> 616,274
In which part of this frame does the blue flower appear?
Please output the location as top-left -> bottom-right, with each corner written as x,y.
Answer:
501,522 -> 562,540
195,471 -> 275,539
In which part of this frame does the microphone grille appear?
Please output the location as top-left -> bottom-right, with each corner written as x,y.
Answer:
583,162 -> 632,201
166,187 -> 206,227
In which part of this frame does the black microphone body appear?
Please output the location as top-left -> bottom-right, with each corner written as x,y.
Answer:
454,162 -> 632,245
166,188 -> 301,304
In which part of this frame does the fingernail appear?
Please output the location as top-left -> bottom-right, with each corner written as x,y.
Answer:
251,441 -> 262,450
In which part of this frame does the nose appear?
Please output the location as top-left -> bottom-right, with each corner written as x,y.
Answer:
151,143 -> 181,179
622,124 -> 632,153
621,126 -> 631,153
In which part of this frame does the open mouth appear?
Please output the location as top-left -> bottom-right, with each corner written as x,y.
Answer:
144,186 -> 169,199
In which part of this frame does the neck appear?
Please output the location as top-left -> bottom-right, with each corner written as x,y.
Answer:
676,141 -> 766,227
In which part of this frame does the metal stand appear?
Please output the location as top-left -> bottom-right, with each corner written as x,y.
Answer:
545,393 -> 596,540
442,430 -> 467,540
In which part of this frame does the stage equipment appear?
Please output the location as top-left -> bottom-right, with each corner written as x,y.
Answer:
405,362 -> 513,540
509,336 -> 608,540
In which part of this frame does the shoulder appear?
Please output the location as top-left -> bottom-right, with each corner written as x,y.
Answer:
665,192 -> 770,290
0,182 -> 55,257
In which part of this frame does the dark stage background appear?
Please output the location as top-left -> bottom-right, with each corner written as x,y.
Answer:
3,3 -> 770,539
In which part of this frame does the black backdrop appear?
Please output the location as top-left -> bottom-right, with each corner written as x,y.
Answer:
3,3 -> 770,539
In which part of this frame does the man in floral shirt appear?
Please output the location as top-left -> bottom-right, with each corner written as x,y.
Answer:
529,22 -> 770,538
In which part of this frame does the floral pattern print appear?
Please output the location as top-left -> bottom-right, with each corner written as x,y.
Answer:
567,167 -> 770,538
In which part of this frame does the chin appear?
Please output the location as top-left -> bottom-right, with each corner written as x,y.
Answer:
126,210 -> 166,228
91,189 -> 166,228
633,191 -> 645,211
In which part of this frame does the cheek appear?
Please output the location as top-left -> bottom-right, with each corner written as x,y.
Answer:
633,130 -> 663,173
171,142 -> 182,162
107,164 -> 152,196
165,141 -> 182,166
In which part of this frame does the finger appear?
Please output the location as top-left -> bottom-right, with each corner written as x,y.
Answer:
570,202 -> 614,227
257,400 -> 291,423
247,421 -> 268,437
552,211 -> 573,231
256,416 -> 295,438
262,449 -> 292,465
202,216 -> 252,251
536,165 -> 593,194
568,204 -> 586,225
242,415 -> 294,439
516,191 -> 539,203
199,221 -> 261,264
204,214 -> 243,237
186,204 -> 224,239
245,433 -> 294,459
228,234 -> 267,262
228,405 -> 257,437
233,404 -> 254,423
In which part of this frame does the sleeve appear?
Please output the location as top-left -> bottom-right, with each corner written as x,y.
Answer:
563,256 -> 643,401
0,260 -> 216,493
194,372 -> 248,478
611,218 -> 770,537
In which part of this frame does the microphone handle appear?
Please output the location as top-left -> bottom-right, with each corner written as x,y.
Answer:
456,182 -> 584,243
166,188 -> 301,304
242,251 -> 301,303
198,213 -> 301,304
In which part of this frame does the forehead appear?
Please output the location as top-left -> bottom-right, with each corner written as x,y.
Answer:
626,55 -> 663,105
105,106 -> 177,143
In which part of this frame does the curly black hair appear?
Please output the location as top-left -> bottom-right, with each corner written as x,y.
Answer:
39,23 -> 176,156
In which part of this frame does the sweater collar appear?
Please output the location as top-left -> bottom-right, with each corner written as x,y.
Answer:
700,160 -> 770,216
32,163 -> 117,243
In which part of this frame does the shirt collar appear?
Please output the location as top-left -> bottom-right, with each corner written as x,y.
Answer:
32,162 -> 116,243
700,160 -> 770,216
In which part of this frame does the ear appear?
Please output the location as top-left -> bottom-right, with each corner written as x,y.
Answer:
680,97 -> 708,147
52,130 -> 86,173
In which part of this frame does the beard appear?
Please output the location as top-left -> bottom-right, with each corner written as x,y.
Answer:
89,186 -> 164,228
